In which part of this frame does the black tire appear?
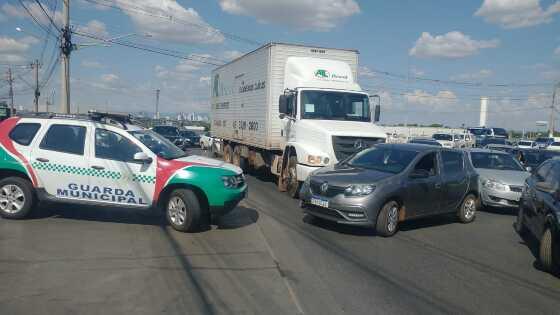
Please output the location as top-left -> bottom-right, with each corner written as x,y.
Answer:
0,177 -> 35,219
233,146 -> 248,173
458,194 -> 477,223
539,227 -> 557,272
286,155 -> 300,198
515,207 -> 528,236
223,144 -> 233,164
376,201 -> 400,237
165,189 -> 202,232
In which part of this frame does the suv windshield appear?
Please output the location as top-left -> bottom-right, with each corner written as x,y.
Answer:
129,130 -> 185,160
470,152 -> 524,171
347,146 -> 418,174
153,126 -> 179,137
433,134 -> 453,141
300,90 -> 370,122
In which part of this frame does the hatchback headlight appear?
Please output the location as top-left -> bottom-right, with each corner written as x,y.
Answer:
344,184 -> 375,196
483,178 -> 508,192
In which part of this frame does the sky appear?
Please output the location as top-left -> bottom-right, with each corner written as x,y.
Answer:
0,0 -> 559,130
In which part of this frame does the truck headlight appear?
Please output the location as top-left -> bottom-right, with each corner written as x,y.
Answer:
483,178 -> 508,192
344,184 -> 375,196
306,155 -> 329,166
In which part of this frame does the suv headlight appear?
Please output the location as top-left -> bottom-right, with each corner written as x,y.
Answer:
483,178 -> 508,192
344,184 -> 375,196
222,174 -> 244,188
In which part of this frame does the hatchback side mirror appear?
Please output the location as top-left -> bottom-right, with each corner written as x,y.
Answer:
133,152 -> 153,164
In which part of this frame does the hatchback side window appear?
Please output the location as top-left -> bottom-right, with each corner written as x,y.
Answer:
9,123 -> 41,146
442,151 -> 464,175
95,129 -> 142,163
414,152 -> 438,176
40,124 -> 86,155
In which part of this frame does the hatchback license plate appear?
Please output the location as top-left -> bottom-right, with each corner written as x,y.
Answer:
310,197 -> 329,208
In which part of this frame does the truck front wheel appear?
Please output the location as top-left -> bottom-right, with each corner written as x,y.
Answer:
166,189 -> 202,232
286,155 -> 300,198
223,144 -> 233,164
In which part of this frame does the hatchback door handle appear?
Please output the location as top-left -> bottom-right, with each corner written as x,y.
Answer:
36,158 -> 49,163
91,165 -> 105,170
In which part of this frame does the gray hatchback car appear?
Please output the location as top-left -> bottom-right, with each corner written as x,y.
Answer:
300,144 -> 479,236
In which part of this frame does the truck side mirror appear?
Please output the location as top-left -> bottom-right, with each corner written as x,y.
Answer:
373,104 -> 381,123
279,95 -> 289,115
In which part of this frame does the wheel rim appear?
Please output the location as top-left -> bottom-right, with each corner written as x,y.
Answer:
168,197 -> 187,226
464,197 -> 476,219
0,184 -> 25,214
287,164 -> 297,192
387,205 -> 398,232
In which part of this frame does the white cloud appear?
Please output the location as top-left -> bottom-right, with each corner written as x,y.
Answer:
410,67 -> 425,77
75,20 -> 109,37
81,60 -> 104,68
219,0 -> 360,31
1,3 -> 27,18
451,69 -> 493,81
405,90 -> 458,107
2,1 -> 63,27
475,0 -> 560,29
555,46 -> 560,55
410,31 -> 499,59
223,50 -> 243,61
539,69 -> 560,80
155,54 -> 215,81
110,0 -> 223,44
0,36 -> 36,63
101,73 -> 119,83
358,66 -> 376,78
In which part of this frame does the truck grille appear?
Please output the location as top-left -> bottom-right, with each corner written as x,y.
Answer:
332,136 -> 385,161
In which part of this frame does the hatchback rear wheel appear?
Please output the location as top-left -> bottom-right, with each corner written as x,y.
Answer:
376,201 -> 400,237
458,194 -> 477,223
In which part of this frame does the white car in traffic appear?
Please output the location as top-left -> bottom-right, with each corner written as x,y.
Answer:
432,133 -> 455,148
517,140 -> 537,149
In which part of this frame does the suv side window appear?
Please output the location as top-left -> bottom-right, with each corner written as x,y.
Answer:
414,152 -> 438,176
442,151 -> 464,175
40,124 -> 86,155
536,161 -> 552,182
9,123 -> 41,146
95,128 -> 142,163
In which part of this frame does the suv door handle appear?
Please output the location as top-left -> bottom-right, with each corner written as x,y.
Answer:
36,158 -> 49,163
91,165 -> 105,170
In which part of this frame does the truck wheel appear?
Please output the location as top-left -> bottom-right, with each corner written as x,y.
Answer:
458,194 -> 477,223
0,177 -> 35,219
376,201 -> 400,237
539,227 -> 557,272
232,146 -> 248,173
166,189 -> 202,232
223,144 -> 233,164
286,155 -> 300,198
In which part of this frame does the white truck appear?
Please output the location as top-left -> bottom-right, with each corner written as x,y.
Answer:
211,42 -> 386,196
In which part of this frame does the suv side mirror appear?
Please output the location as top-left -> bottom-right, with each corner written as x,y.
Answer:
535,181 -> 555,194
279,95 -> 289,115
133,152 -> 153,164
410,169 -> 430,179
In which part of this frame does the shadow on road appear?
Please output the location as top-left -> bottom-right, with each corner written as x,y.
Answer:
515,223 -> 560,278
213,206 -> 259,230
482,206 -> 518,216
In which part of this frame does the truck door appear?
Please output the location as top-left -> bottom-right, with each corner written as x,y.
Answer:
440,150 -> 468,212
282,94 -> 297,142
88,127 -> 155,207
31,123 -> 91,200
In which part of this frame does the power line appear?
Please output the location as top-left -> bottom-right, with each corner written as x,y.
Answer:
33,0 -> 60,32
17,0 -> 58,39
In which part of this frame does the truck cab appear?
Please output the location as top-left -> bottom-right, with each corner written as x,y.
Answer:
277,57 -> 386,195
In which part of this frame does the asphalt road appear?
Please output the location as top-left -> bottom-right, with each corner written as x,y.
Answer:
1,148 -> 559,314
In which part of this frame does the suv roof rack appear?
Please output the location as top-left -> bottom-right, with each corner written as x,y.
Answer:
16,110 -> 137,130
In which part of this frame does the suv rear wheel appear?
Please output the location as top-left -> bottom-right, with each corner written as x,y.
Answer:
458,194 -> 477,223
166,189 -> 202,232
0,177 -> 35,219
539,227 -> 557,272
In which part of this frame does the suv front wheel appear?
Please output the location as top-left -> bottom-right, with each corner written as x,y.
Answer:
0,177 -> 35,219
165,189 -> 202,232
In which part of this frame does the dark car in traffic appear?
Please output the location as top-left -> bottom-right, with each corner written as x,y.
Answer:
152,125 -> 188,149
300,144 -> 479,236
179,130 -> 201,147
516,149 -> 560,171
516,158 -> 560,273
478,137 -> 507,148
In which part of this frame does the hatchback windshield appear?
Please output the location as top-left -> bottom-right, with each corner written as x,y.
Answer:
300,90 -> 370,122
470,152 -> 524,171
129,130 -> 185,160
347,146 -> 418,174
433,134 -> 453,141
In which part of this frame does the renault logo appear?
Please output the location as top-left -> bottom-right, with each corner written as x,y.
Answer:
354,139 -> 364,150
320,182 -> 329,194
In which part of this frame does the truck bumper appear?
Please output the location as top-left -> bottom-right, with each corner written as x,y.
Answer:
296,164 -> 322,181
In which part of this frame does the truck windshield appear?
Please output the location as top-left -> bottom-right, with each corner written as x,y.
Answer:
300,90 -> 370,122
129,130 -> 186,160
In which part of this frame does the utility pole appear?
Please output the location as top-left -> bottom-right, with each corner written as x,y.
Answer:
7,67 -> 14,113
155,89 -> 160,119
550,82 -> 560,137
60,0 -> 72,114
32,59 -> 40,112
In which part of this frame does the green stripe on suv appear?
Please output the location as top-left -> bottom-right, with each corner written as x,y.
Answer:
31,161 -> 155,183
